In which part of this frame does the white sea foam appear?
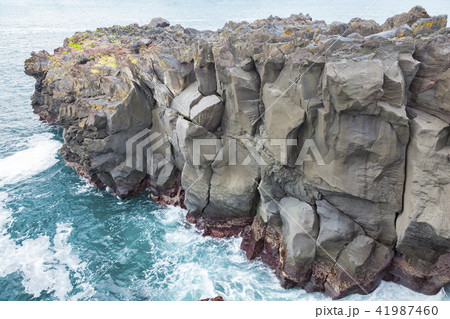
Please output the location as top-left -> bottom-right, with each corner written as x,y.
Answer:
153,204 -> 448,301
0,195 -> 89,300
346,281 -> 447,301
0,192 -> 12,233
157,205 -> 186,226
169,262 -> 217,300
73,178 -> 104,197
0,133 -> 61,187
0,135 -> 93,299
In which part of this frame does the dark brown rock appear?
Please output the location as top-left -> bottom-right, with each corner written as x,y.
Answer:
200,296 -> 224,301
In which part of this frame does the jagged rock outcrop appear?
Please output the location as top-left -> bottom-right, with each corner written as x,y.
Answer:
25,7 -> 449,299
391,109 -> 450,294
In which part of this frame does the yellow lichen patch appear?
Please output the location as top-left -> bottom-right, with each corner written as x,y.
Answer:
278,43 -> 294,54
413,17 -> 447,36
80,39 -> 96,47
48,59 -> 64,70
44,72 -> 64,83
69,41 -> 82,50
94,55 -> 118,69
128,57 -> 138,65
423,19 -> 439,29
90,68 -> 100,74
90,102 -> 102,110
116,89 -> 129,100
50,60 -> 62,68
283,29 -> 292,36
88,101 -> 116,112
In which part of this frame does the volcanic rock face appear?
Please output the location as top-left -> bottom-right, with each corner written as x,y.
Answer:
25,6 -> 449,299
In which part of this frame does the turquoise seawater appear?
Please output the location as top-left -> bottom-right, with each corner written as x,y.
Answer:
0,0 -> 448,301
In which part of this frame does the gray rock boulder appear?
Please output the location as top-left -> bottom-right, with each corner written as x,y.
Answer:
409,33 -> 450,122
217,65 -> 261,135
366,25 -> 413,39
316,200 -> 365,261
325,235 -> 393,298
203,138 -> 260,219
279,197 -> 318,282
393,110 -> 450,293
170,82 -> 202,118
190,95 -> 224,132
194,40 -> 217,95
149,17 -> 170,28
381,6 -> 429,30
322,59 -> 384,113
412,15 -> 447,36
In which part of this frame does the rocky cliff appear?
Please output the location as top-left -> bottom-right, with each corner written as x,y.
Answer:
25,6 -> 449,299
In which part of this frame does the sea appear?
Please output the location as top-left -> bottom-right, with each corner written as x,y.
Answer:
0,0 -> 448,301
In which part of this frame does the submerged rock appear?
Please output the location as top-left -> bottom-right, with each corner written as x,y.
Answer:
25,6 -> 449,299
